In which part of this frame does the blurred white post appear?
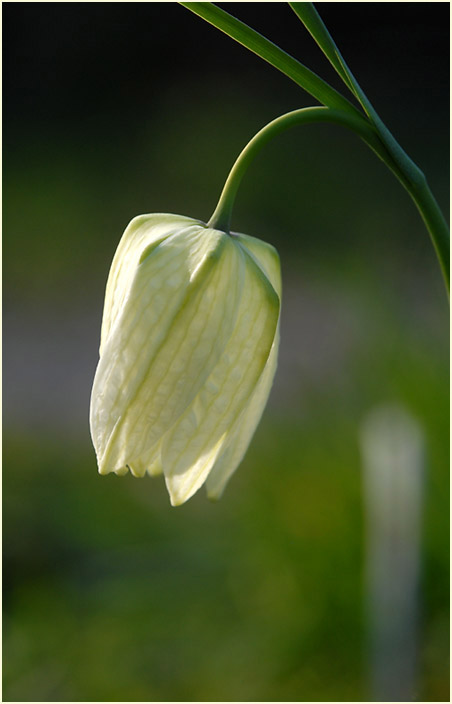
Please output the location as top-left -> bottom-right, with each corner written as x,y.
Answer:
360,404 -> 424,702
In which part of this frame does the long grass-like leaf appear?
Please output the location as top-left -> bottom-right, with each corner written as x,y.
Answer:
289,2 -> 425,185
180,2 -> 361,117
181,1 -> 449,288
289,3 -> 357,98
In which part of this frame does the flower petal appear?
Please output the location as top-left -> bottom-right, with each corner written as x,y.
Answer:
205,233 -> 282,499
100,214 -> 198,355
90,223 -> 245,475
163,243 -> 280,506
205,327 -> 279,499
233,231 -> 282,296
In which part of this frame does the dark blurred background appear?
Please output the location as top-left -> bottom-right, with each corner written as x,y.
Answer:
3,3 -> 449,701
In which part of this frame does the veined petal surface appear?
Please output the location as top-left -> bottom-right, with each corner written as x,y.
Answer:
100,214 -> 198,354
90,219 -> 245,475
90,213 -> 282,506
205,233 -> 282,499
163,240 -> 280,505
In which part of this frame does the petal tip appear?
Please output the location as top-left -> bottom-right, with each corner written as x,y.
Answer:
166,478 -> 197,507
169,493 -> 186,508
98,464 -> 111,476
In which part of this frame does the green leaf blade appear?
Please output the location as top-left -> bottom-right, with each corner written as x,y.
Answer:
289,2 -> 426,186
180,2 -> 361,117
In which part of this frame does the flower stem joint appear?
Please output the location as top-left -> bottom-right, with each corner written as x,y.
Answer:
90,213 -> 281,506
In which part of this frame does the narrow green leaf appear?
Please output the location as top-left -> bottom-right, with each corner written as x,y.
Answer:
289,3 -> 357,97
289,2 -> 425,186
289,3 -> 449,291
179,2 -> 361,117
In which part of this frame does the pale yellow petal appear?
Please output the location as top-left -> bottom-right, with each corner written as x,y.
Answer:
232,231 -> 282,297
90,225 -> 245,475
204,233 -> 281,499
205,325 -> 279,500
163,244 -> 280,506
100,214 -> 199,355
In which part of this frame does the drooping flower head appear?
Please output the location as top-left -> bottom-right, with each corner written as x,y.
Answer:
90,214 -> 281,505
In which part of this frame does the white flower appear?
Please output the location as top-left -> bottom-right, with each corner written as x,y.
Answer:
90,213 -> 281,505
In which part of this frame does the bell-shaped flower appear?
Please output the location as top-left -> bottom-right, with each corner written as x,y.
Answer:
90,213 -> 281,505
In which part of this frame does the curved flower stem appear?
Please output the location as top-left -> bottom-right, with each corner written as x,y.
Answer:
208,108 -> 378,232
208,107 -> 449,290
288,3 -> 427,189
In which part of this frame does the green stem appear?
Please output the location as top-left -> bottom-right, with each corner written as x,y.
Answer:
406,180 -> 450,290
208,107 -> 449,290
288,2 -> 426,188
208,107 -> 374,232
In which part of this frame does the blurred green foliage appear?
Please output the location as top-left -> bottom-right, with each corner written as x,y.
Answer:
4,273 -> 449,700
